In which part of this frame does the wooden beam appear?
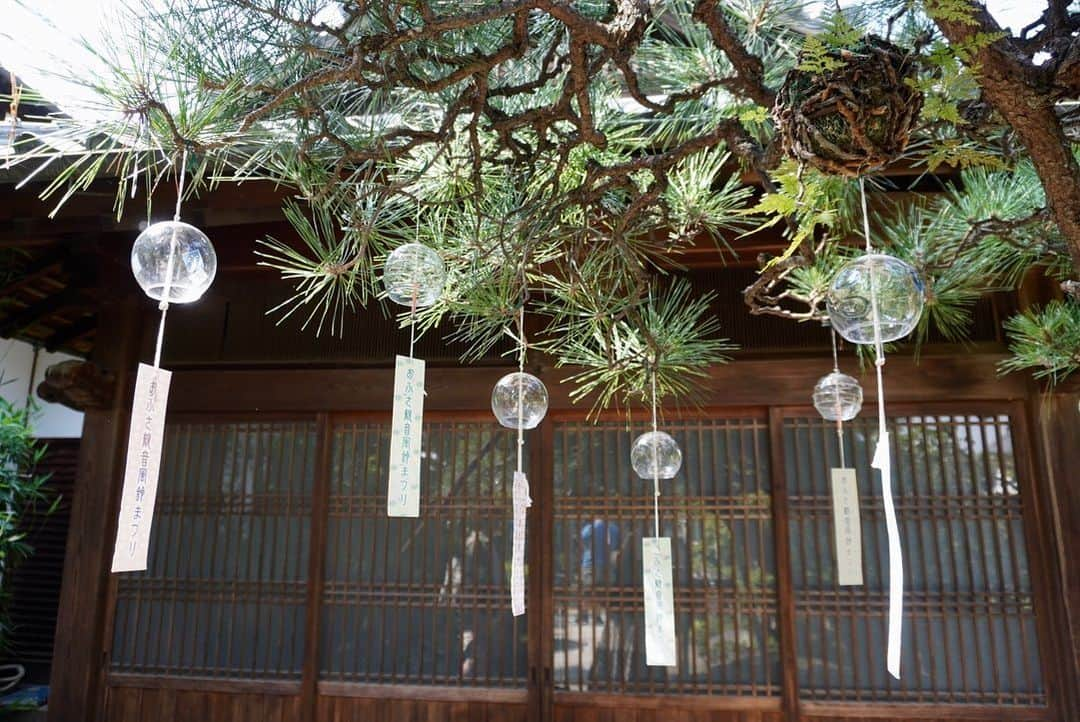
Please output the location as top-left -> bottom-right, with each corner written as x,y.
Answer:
799,700 -> 1051,719
43,313 -> 97,353
0,287 -> 84,337
0,246 -> 67,298
48,295 -> 144,722
166,352 -> 1031,414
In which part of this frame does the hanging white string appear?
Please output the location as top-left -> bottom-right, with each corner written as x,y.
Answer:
860,176 -> 903,679
650,364 -> 660,539
408,201 -> 424,359
152,148 -> 188,369
517,302 -> 526,474
830,327 -> 847,469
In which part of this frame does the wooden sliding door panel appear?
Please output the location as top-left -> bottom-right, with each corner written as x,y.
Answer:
109,420 -> 317,679
105,685 -> 302,722
782,413 -> 1045,706
319,419 -> 527,687
99,396 -> 1060,722
552,700 -> 783,722
551,417 -> 779,697
316,696 -> 527,722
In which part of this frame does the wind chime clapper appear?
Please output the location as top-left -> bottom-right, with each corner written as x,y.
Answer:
383,235 -> 447,519
491,298 -> 548,617
631,363 -> 681,667
112,152 -> 218,574
824,177 -> 926,679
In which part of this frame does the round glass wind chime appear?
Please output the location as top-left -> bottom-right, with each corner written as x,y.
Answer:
812,328 -> 864,590
822,178 -> 925,679
491,291 -> 548,616
113,150 -> 218,573
631,364 -> 682,667
382,222 -> 447,519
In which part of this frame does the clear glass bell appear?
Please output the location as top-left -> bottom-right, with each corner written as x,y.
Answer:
631,430 -> 682,480
383,243 -> 446,308
491,372 -> 548,429
812,371 -> 863,421
130,221 -> 217,303
826,253 -> 925,344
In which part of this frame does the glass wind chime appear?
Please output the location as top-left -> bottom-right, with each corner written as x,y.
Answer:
382,231 -> 447,518
813,329 -> 864,587
113,151 -> 218,572
491,297 -> 548,616
824,178 -> 925,679
630,366 -> 682,666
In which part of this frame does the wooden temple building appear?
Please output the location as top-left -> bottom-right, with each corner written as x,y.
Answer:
1,90 -> 1078,722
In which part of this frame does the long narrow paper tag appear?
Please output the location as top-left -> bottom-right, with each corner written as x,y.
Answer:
643,536 -> 677,666
873,431 -> 903,679
112,363 -> 172,572
388,355 -> 425,517
831,468 -> 863,586
511,470 -> 531,616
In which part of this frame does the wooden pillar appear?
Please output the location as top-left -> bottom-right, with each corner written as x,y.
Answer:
300,413 -> 332,722
1028,391 -> 1080,721
767,409 -> 800,722
527,416 -> 554,722
48,295 -> 144,722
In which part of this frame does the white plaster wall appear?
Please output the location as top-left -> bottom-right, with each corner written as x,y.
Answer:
0,338 -> 84,438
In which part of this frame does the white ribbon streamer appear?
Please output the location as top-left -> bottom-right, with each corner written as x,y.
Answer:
510,303 -> 528,616
511,470 -> 530,616
862,177 -> 902,680
873,428 -> 902,677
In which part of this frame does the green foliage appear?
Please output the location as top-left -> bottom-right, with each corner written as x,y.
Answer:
925,139 -> 1008,171
9,0 -> 1080,399
551,279 -> 737,414
256,191 -> 411,336
0,397 -> 57,653
1000,301 -> 1080,383
920,0 -> 980,26
663,149 -> 755,247
748,160 -> 860,264
797,36 -> 846,75
796,10 -> 864,75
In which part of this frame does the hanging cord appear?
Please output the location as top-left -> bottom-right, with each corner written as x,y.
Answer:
830,327 -> 847,468
859,177 -> 888,431
153,148 -> 188,369
650,363 -> 660,539
516,299 -> 526,474
408,202 -> 422,359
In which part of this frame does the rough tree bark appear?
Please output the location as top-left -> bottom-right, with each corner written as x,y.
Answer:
931,1 -> 1080,272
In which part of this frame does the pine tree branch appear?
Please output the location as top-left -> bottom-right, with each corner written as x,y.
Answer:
692,0 -> 777,108
926,0 -> 1080,272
